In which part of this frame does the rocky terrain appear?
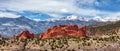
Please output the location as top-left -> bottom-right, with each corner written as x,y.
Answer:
39,24 -> 86,39
87,21 -> 120,36
0,22 -> 120,51
0,16 -> 99,37
0,33 -> 120,51
117,29 -> 120,34
18,30 -> 34,39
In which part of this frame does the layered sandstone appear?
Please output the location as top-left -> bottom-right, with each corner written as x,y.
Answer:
18,30 -> 34,39
39,24 -> 86,39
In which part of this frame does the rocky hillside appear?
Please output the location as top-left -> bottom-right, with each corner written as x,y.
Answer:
0,16 -> 99,37
87,21 -> 120,36
0,34 -> 120,51
40,24 -> 86,39
0,22 -> 120,51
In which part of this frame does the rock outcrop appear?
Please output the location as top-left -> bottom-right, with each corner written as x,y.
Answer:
18,30 -> 34,39
39,24 -> 86,39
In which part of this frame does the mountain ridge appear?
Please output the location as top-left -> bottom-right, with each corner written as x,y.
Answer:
0,16 -> 102,37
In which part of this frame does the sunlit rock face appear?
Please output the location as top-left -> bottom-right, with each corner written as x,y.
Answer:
18,30 -> 34,39
39,24 -> 86,39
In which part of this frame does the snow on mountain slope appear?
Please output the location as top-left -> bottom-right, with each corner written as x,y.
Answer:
0,15 -> 100,37
93,16 -> 120,22
0,16 -> 41,37
37,15 -> 99,33
47,15 -> 88,21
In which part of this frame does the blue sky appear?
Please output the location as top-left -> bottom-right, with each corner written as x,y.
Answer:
0,0 -> 120,21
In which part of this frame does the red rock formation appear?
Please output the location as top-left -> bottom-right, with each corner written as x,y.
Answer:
39,24 -> 87,39
18,30 -> 34,39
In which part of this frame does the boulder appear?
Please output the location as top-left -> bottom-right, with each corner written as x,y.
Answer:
18,30 -> 34,39
40,24 -> 86,39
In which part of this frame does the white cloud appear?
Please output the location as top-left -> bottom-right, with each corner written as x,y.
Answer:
105,12 -> 120,21
61,8 -> 69,13
0,0 -> 72,12
0,0 -> 108,17
75,0 -> 98,8
0,11 -> 20,18
48,13 -> 62,18
33,19 -> 41,21
93,16 -> 105,21
0,0 -> 119,21
93,12 -> 120,22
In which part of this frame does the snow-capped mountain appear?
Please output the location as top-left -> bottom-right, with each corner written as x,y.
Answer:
60,15 -> 84,20
37,15 -> 99,33
47,15 -> 89,21
0,16 -> 99,37
92,16 -> 120,22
